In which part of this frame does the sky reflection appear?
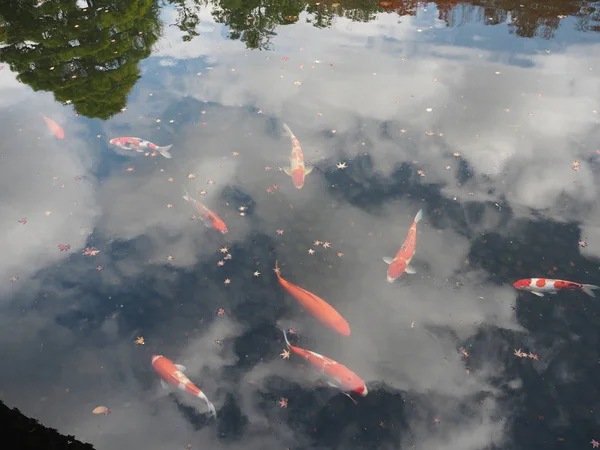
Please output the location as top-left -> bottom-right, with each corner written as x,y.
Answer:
1,1 -> 600,450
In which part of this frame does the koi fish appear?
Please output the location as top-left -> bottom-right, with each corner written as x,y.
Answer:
274,261 -> 350,336
383,209 -> 423,282
151,355 -> 216,417
282,123 -> 313,189
512,278 -> 600,297
109,137 -> 172,159
42,115 -> 65,139
282,329 -> 367,401
183,189 -> 228,234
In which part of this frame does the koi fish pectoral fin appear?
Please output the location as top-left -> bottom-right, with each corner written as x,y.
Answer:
175,364 -> 186,372
304,165 -> 313,175
405,264 -> 417,274
283,167 -> 292,176
383,257 -> 394,265
160,380 -> 169,389
531,291 -> 545,297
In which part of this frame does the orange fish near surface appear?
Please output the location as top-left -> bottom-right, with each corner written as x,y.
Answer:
275,261 -> 350,336
513,278 -> 600,297
282,329 -> 367,401
152,355 -> 216,417
383,209 -> 423,282
42,115 -> 65,139
183,189 -> 228,234
282,123 -> 313,189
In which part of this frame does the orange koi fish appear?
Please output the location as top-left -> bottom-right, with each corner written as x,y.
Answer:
282,329 -> 367,401
282,123 -> 313,189
152,355 -> 216,417
383,209 -> 423,282
109,137 -> 172,159
42,115 -> 65,139
513,278 -> 600,297
183,189 -> 228,234
275,261 -> 350,336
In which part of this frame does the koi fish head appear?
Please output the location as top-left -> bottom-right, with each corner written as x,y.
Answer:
387,260 -> 406,283
512,279 -> 532,290
151,355 -> 163,364
109,138 -> 126,149
341,374 -> 368,397
215,221 -> 228,234
352,383 -> 369,397
291,168 -> 305,189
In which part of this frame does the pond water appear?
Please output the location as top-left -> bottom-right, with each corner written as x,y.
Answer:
1,1 -> 600,449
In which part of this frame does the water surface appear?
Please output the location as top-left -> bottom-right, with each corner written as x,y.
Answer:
1,1 -> 600,449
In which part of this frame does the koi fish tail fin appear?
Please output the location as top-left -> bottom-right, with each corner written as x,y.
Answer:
282,122 -> 294,137
158,144 -> 173,159
414,209 -> 423,223
198,391 -> 217,417
281,328 -> 291,349
206,398 -> 217,418
582,284 -> 600,297
274,260 -> 281,276
182,187 -> 192,202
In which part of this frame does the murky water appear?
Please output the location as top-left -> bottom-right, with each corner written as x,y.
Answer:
1,1 -> 600,449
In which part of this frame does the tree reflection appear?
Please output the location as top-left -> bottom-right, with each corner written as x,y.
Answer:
0,0 -> 162,120
204,0 -> 600,49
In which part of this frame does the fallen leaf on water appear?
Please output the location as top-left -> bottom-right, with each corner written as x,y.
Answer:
92,406 -> 110,415
278,398 -> 288,408
135,337 -> 145,345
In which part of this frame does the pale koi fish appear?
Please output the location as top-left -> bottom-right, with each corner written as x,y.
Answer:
383,209 -> 423,282
282,329 -> 367,402
42,115 -> 65,139
152,355 -> 216,417
109,137 -> 172,159
282,123 -> 312,189
513,278 -> 600,297
183,189 -> 228,234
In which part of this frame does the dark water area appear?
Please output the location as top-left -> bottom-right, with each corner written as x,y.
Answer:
2,0 -> 600,449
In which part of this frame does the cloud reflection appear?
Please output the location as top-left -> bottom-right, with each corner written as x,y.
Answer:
1,3 -> 599,450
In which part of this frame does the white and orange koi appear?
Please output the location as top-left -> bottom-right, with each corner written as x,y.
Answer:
152,354 -> 216,417
383,209 -> 423,282
110,137 -> 172,159
282,123 -> 313,189
513,278 -> 600,297
182,189 -> 228,234
282,330 -> 367,402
